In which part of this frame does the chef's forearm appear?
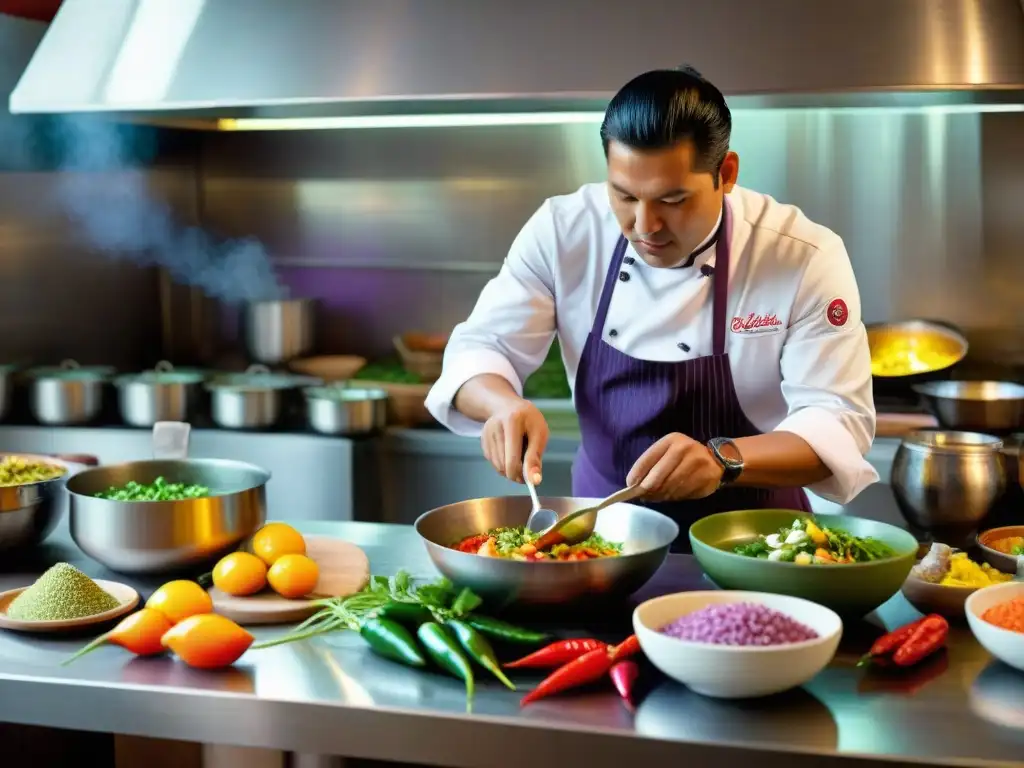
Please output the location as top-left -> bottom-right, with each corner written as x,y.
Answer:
727,432 -> 833,488
453,374 -> 522,422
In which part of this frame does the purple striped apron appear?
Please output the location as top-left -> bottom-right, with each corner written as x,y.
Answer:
571,201 -> 812,551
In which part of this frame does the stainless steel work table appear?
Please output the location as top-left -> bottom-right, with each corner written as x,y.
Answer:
1,520 -> 1023,767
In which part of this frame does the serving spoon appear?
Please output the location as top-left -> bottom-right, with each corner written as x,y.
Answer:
525,474 -> 558,534
531,485 -> 646,552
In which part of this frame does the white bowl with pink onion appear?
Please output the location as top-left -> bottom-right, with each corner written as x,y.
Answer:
633,590 -> 843,699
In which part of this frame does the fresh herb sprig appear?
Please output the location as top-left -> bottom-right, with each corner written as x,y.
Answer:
251,570 -> 482,650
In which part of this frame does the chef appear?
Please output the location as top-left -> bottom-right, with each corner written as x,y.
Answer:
425,66 -> 878,545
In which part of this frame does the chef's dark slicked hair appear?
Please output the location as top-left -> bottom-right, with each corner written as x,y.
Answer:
600,65 -> 732,187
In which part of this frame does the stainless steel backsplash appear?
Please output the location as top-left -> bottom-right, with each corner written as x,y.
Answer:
199,111 -> 1024,363
0,101 -> 1021,368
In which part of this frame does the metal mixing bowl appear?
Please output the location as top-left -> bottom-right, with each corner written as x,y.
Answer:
0,454 -> 71,553
867,320 -> 969,379
913,380 -> 1024,433
415,496 -> 678,609
305,385 -> 388,435
66,458 -> 269,574
891,430 -> 1006,546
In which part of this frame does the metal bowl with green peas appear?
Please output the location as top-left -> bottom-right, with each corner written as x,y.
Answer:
94,476 -> 212,502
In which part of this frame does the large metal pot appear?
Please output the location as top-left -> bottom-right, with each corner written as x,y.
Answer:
891,430 -> 1006,546
116,361 -> 207,428
913,380 -> 1024,434
415,496 -> 678,609
66,422 -> 269,574
305,385 -> 388,435
206,364 -> 320,429
0,453 -> 71,553
28,359 -> 114,426
244,298 -> 317,366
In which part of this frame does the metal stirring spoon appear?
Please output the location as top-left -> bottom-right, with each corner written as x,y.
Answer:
525,473 -> 558,534
532,485 -> 645,552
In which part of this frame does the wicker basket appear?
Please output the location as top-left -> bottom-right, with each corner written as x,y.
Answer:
393,333 -> 445,382
357,380 -> 434,426
288,355 -> 367,382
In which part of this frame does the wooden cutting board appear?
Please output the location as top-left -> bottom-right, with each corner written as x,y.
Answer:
209,536 -> 370,626
876,413 -> 939,438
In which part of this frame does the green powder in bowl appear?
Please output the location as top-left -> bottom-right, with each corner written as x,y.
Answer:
6,563 -> 120,621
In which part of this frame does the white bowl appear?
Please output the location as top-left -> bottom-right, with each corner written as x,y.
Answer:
633,590 -> 843,699
965,581 -> 1024,672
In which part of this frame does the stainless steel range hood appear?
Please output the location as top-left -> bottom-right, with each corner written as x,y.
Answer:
9,0 -> 1024,130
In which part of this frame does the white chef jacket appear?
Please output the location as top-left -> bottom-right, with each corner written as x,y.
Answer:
426,183 -> 879,504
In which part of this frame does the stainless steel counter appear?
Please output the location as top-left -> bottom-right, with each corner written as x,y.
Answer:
2,520 -> 1024,767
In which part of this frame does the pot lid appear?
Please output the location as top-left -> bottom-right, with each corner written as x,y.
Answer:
306,384 -> 388,402
207,364 -> 320,390
117,361 -> 208,385
29,360 -> 113,380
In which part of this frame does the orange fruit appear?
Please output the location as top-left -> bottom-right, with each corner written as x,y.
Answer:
267,554 -> 320,599
212,552 -> 267,597
161,613 -> 254,669
252,523 -> 306,566
146,580 -> 213,624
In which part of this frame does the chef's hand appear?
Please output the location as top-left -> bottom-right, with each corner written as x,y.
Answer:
481,398 -> 549,484
627,433 -> 724,502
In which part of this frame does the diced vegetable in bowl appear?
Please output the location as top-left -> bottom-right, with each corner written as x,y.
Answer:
733,516 -> 897,565
901,543 -> 1014,619
689,510 -> 918,617
633,590 -> 842,698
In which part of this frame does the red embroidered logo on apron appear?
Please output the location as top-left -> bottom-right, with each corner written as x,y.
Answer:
730,312 -> 783,335
827,298 -> 849,327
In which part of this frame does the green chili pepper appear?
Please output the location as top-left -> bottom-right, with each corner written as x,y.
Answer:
446,619 -> 515,691
417,622 -> 474,710
374,601 -> 434,627
464,614 -> 549,645
359,618 -> 426,668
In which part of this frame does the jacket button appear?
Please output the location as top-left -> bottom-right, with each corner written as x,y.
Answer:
609,329 -> 618,337
677,342 -> 691,352
618,272 -> 630,282
624,256 -> 636,265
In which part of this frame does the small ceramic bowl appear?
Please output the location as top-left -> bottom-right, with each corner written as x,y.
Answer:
965,581 -> 1024,672
900,571 -> 979,620
633,590 -> 842,699
977,526 -> 1024,574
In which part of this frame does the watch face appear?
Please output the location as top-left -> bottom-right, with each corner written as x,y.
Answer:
711,438 -> 743,468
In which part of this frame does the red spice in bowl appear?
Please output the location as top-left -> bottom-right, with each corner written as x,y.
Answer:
982,598 -> 1024,633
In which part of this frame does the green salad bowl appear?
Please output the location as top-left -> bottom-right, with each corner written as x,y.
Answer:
690,509 -> 919,618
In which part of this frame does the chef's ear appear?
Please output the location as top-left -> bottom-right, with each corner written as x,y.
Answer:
719,151 -> 739,193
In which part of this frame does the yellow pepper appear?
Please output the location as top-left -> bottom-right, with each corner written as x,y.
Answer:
805,521 -> 827,547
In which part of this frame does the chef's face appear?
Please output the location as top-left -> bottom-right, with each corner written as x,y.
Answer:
606,140 -> 739,268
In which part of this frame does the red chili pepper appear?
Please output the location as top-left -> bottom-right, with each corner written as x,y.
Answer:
504,638 -> 607,669
892,615 -> 948,667
609,634 -> 640,662
609,660 -> 639,708
857,617 -> 927,667
520,646 -> 614,706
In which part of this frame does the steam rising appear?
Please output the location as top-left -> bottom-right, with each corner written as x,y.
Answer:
1,19 -> 283,304
53,118 -> 285,303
